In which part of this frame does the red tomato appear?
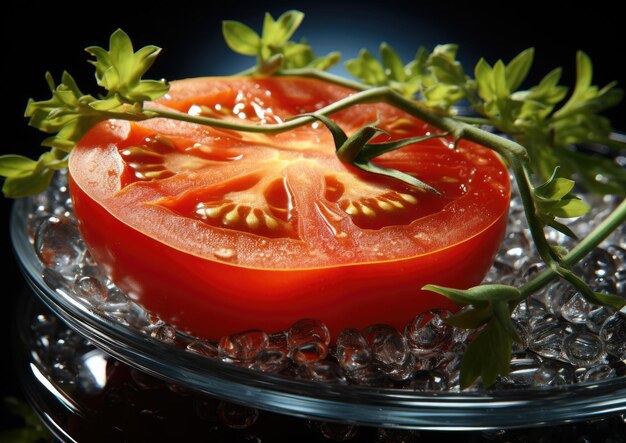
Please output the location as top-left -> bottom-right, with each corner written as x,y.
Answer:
69,77 -> 510,339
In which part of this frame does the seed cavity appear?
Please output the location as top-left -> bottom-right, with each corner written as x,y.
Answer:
377,200 -> 393,211
195,202 -> 284,233
360,203 -> 375,218
264,214 -> 279,230
399,193 -> 418,204
344,202 -> 358,215
246,211 -> 260,229
223,208 -> 240,225
338,191 -> 418,219
324,173 -> 422,222
385,198 -> 404,209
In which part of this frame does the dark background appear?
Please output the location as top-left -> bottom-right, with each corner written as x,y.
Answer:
1,0 -> 625,438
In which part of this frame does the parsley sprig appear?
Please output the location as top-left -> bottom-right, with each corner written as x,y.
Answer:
0,30 -> 168,198
223,10 -> 340,74
346,43 -> 626,194
1,11 -> 625,390
425,198 -> 626,388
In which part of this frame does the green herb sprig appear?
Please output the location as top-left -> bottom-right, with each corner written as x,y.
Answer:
345,43 -> 626,194
1,11 -> 625,390
223,10 -> 340,75
0,30 -> 168,198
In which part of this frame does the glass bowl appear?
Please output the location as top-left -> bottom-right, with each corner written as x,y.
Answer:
11,184 -> 626,431
14,291 -> 626,442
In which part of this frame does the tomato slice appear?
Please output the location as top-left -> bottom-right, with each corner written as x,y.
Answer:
69,77 -> 510,338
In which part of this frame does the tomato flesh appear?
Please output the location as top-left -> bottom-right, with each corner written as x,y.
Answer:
69,77 -> 510,338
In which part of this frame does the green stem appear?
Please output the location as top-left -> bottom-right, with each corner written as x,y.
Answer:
383,90 -> 528,159
455,116 -> 492,125
148,85 -> 528,161
519,198 -> 626,298
128,64 -> 532,164
277,68 -> 369,91
360,133 -> 450,160
507,155 -> 560,267
145,86 -> 388,134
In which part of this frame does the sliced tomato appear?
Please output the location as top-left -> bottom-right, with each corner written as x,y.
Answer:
69,77 -> 510,339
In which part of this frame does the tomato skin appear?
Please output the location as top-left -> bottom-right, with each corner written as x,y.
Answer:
69,77 -> 510,339
70,176 -> 505,337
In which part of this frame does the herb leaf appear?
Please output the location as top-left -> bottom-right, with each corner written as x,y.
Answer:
2,29 -> 166,196
262,10 -> 304,47
0,155 -> 37,178
423,283 -> 521,305
1,150 -> 67,198
300,113 -> 440,193
25,71 -> 99,151
2,167 -> 55,198
445,306 -> 491,329
345,43 -> 426,98
224,10 -> 339,74
505,48 -> 534,92
345,48 -> 387,86
223,20 -> 262,55
554,52 -> 623,120
380,42 -> 406,82
346,43 -> 624,195
533,167 -> 590,237
460,319 -> 513,389
424,283 -> 523,388
86,29 -> 169,102
474,49 -> 624,192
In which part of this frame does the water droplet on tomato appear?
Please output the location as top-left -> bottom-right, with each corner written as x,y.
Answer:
188,104 -> 202,116
213,248 -> 237,262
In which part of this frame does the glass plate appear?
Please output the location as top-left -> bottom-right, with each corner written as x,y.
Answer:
11,196 -> 626,431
